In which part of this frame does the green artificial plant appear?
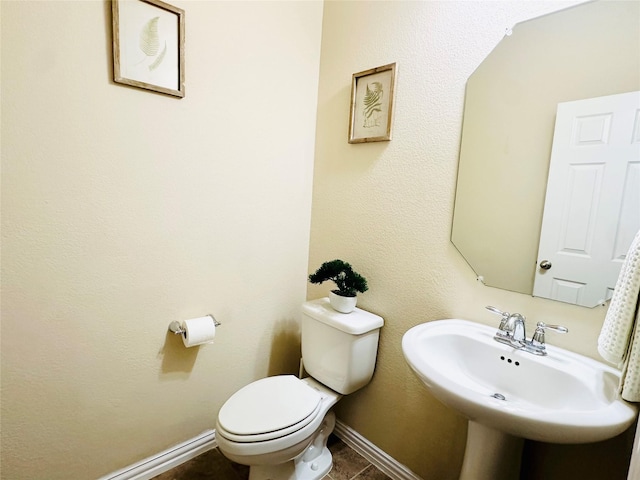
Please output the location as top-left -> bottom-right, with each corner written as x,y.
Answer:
308,259 -> 368,297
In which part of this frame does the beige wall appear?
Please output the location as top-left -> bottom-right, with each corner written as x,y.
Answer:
1,1 -> 323,478
309,1 -> 634,479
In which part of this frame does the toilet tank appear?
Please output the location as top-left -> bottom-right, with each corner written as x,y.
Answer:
301,298 -> 384,395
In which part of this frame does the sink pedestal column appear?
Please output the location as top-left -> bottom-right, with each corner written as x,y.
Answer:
459,421 -> 524,480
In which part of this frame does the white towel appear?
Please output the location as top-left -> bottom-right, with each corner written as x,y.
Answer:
597,228 -> 640,402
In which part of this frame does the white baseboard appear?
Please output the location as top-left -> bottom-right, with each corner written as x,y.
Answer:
97,421 -> 418,480
334,420 -> 422,480
97,430 -> 217,480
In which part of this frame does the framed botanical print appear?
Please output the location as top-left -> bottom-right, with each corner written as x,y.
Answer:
112,0 -> 185,98
348,63 -> 396,143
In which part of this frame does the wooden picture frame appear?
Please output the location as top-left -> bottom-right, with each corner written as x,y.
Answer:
348,63 -> 396,143
112,0 -> 185,98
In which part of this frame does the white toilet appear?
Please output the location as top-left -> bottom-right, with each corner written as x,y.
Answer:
215,297 -> 384,480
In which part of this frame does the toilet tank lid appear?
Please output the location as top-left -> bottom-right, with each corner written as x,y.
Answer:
302,298 -> 384,335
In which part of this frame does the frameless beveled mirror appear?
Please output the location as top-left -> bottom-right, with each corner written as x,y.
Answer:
451,0 -> 640,308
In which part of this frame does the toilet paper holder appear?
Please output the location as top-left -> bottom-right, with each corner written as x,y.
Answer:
168,314 -> 221,336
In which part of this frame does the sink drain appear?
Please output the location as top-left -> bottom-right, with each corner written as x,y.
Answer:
491,393 -> 506,401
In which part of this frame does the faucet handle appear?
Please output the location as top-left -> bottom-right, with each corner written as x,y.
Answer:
486,306 -> 510,330
485,305 -> 511,330
536,322 -> 568,334
486,306 -> 509,317
531,322 -> 568,349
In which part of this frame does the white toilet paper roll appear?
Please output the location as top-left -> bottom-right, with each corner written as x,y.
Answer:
182,316 -> 217,347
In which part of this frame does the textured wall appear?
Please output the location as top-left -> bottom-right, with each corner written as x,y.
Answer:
0,1 -> 323,478
309,1 -> 634,479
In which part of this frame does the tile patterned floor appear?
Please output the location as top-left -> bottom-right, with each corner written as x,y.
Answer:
151,435 -> 391,480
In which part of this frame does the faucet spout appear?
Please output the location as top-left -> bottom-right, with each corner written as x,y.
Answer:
507,313 -> 526,343
487,306 -> 526,347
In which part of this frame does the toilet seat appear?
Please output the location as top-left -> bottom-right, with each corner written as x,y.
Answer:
217,376 -> 322,443
215,377 -> 342,464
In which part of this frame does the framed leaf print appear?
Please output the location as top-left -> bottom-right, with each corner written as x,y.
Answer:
112,0 -> 185,98
348,63 -> 396,143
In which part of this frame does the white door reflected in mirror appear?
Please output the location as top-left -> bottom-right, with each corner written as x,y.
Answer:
534,91 -> 640,307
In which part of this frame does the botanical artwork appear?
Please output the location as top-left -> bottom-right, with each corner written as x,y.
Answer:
139,16 -> 168,72
349,63 -> 396,143
113,0 -> 184,97
362,81 -> 384,129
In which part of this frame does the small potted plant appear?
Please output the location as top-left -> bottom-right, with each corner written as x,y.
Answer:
308,259 -> 368,313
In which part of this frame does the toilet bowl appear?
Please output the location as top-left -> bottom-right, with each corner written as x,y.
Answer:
215,298 -> 384,480
216,376 -> 340,479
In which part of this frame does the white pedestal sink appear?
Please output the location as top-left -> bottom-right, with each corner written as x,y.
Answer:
402,319 -> 638,480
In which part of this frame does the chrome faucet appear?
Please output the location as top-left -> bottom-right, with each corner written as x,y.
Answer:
485,306 -> 568,356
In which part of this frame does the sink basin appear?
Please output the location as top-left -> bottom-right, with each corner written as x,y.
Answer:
402,319 -> 637,444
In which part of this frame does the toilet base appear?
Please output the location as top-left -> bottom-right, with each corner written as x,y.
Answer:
248,447 -> 332,480
248,411 -> 336,480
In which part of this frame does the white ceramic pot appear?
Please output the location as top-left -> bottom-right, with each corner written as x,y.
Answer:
329,291 -> 357,313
